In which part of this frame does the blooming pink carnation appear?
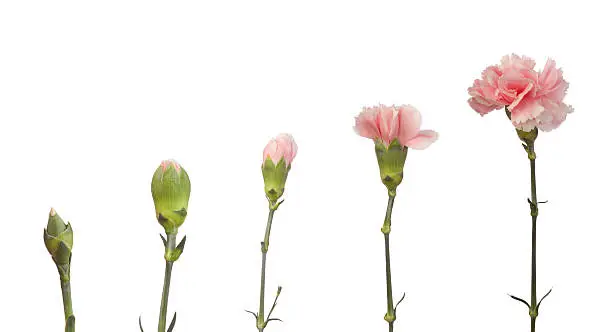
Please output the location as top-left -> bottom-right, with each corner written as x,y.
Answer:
468,54 -> 573,131
263,133 -> 298,166
354,104 -> 438,149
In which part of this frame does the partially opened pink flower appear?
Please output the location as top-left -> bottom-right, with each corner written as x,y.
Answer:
354,104 -> 438,149
261,133 -> 297,201
262,133 -> 298,166
468,54 -> 573,132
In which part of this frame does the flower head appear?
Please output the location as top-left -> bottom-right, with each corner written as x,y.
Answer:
262,134 -> 297,202
355,104 -> 438,191
354,104 -> 438,149
151,159 -> 191,234
468,54 -> 573,132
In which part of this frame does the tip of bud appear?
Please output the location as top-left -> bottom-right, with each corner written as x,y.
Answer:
161,159 -> 182,172
49,208 -> 56,216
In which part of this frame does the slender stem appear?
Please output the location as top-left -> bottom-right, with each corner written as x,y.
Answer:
55,263 -> 74,332
60,279 -> 73,320
258,251 -> 267,332
384,233 -> 394,332
382,192 -> 396,332
529,153 -> 538,332
258,208 -> 277,332
158,233 -> 177,332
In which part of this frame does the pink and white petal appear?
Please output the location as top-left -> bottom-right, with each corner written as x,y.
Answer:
275,133 -> 297,164
510,98 -> 545,131
289,136 -> 298,163
539,59 -> 558,88
387,107 -> 401,143
468,97 -> 500,115
354,109 -> 380,140
378,106 -> 395,145
406,130 -> 438,150
536,100 -> 573,132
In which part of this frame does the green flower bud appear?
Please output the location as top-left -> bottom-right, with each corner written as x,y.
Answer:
43,208 -> 73,265
262,157 -> 290,202
151,159 -> 191,234
375,139 -> 408,192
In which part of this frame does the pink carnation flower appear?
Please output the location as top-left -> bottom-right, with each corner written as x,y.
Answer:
262,133 -> 298,166
354,104 -> 438,149
468,54 -> 573,131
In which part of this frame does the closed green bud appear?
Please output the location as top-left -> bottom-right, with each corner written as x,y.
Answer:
43,208 -> 73,265
151,159 -> 191,234
375,139 -> 408,192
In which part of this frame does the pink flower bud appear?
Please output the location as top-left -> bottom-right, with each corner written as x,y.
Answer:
261,134 -> 297,202
262,133 -> 298,167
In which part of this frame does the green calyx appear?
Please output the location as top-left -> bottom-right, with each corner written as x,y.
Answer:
262,157 -> 290,202
505,107 -> 538,160
375,139 -> 408,192
516,127 -> 538,144
43,209 -> 73,265
151,161 -> 191,234
517,128 -> 538,160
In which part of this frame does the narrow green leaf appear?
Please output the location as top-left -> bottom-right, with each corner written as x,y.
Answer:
508,294 -> 530,309
167,312 -> 177,332
536,288 -> 553,311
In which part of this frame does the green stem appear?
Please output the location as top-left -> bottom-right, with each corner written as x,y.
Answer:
158,233 -> 176,332
257,208 -> 276,332
528,149 -> 538,332
55,263 -> 74,332
382,191 -> 396,331
60,279 -> 73,320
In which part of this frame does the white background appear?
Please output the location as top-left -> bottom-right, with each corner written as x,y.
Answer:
0,1 -> 610,331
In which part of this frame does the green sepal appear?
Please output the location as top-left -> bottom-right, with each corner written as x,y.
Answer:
375,139 -> 408,192
54,242 -> 73,266
65,315 -> 75,332
262,157 -> 290,202
164,236 -> 186,262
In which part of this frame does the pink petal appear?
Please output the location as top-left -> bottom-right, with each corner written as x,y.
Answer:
406,130 -> 438,150
262,139 -> 282,164
468,97 -> 500,115
276,133 -> 298,165
354,108 -> 381,140
396,105 -> 422,147
378,106 -> 395,145
535,100 -> 573,132
510,97 -> 545,131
